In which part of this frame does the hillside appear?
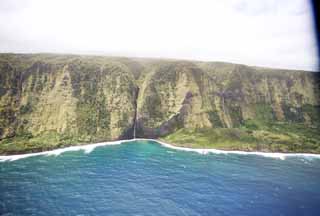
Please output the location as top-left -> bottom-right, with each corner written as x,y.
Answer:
0,53 -> 319,154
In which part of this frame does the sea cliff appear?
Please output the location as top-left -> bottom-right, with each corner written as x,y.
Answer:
0,53 -> 319,154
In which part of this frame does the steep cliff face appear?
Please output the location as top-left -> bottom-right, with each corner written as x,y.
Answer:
0,54 -> 319,154
136,61 -> 212,137
0,54 -> 139,154
137,61 -> 320,135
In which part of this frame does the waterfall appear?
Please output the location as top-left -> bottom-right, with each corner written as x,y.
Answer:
133,120 -> 136,139
133,87 -> 140,139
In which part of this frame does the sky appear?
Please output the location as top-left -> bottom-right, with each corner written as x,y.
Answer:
0,0 -> 318,71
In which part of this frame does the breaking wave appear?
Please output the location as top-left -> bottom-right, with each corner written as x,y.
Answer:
1,138 -> 320,162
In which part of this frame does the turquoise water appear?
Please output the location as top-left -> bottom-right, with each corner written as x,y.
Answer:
1,140 -> 320,215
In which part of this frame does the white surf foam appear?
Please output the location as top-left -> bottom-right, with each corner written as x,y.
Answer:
0,138 -> 319,162
0,139 -> 132,162
152,139 -> 320,160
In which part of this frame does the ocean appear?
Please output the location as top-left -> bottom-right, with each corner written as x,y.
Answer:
1,140 -> 320,216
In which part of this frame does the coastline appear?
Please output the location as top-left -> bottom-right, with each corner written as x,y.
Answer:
1,138 -> 320,162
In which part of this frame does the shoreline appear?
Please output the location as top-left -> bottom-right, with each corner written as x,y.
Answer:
1,138 -> 320,162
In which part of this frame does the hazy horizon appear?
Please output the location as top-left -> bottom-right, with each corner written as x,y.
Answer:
0,0 -> 318,71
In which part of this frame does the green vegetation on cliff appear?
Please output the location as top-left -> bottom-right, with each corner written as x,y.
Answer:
163,122 -> 320,153
0,53 -> 319,154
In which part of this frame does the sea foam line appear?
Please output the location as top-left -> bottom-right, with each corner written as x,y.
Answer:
0,139 -> 132,162
152,139 -> 320,160
0,138 -> 320,162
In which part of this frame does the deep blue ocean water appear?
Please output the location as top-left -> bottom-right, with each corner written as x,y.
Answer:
1,140 -> 320,216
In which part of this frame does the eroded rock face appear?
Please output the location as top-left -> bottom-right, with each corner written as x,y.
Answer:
0,55 -> 138,147
136,61 -> 212,137
0,53 -> 319,153
136,61 -> 320,137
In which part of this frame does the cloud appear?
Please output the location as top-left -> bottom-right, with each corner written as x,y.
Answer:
0,0 -> 318,70
232,0 -> 310,16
